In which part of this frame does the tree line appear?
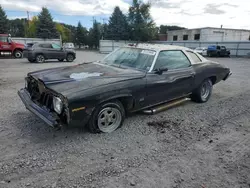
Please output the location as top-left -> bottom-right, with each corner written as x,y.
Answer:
0,0 -> 185,48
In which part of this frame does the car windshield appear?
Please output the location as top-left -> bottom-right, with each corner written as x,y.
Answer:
101,47 -> 156,71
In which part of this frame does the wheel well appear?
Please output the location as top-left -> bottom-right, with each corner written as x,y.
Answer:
35,53 -> 44,57
67,52 -> 75,57
14,48 -> 23,52
116,96 -> 134,112
209,76 -> 216,85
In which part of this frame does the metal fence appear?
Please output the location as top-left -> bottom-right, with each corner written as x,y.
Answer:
99,40 -> 250,57
152,41 -> 250,57
99,40 -> 136,53
12,37 -> 62,46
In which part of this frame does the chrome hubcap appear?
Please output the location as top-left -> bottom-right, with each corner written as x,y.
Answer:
97,107 -> 121,133
201,82 -> 210,99
37,55 -> 44,62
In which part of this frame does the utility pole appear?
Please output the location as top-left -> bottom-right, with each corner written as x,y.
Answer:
27,11 -> 30,25
91,17 -> 96,25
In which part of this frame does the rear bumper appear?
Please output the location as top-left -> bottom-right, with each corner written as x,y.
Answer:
18,88 -> 59,127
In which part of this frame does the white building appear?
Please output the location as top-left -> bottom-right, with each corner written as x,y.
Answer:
166,27 -> 250,42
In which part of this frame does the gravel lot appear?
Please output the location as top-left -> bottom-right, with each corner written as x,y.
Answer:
0,51 -> 250,188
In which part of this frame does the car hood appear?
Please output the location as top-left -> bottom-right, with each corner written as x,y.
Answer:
28,62 -> 145,96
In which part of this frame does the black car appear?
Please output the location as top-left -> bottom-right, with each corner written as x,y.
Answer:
207,45 -> 230,57
18,44 -> 231,133
23,43 -> 76,63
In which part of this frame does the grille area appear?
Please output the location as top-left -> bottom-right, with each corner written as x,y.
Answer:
27,78 -> 40,100
26,77 -> 54,110
39,92 -> 54,110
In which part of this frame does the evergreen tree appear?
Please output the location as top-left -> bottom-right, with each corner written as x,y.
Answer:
89,21 -> 101,49
75,21 -> 87,48
9,18 -> 26,37
0,6 -> 8,33
36,7 -> 58,38
128,0 -> 155,41
106,6 -> 129,40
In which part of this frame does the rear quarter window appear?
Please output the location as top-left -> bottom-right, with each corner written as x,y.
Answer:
186,51 -> 202,63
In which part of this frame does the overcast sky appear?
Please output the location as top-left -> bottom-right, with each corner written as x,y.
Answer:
1,0 -> 249,29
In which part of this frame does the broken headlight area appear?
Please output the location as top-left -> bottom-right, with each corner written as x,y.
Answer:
53,96 -> 63,114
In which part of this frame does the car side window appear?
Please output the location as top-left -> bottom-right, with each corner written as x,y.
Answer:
52,43 -> 61,49
39,44 -> 52,48
154,50 -> 191,70
0,36 -> 7,42
217,46 -> 221,50
187,51 -> 201,63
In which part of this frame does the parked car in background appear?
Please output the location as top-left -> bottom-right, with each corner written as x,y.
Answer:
0,34 -> 25,58
63,43 -> 75,49
23,42 -> 76,63
18,44 -> 231,133
194,47 -> 207,56
207,45 -> 230,57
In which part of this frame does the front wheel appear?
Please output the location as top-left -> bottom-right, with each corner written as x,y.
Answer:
88,100 -> 125,133
191,79 -> 213,103
14,50 -> 23,58
66,54 -> 75,62
36,54 -> 45,63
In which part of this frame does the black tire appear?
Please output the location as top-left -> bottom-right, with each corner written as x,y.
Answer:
88,100 -> 125,133
66,54 -> 74,62
35,54 -> 45,63
207,52 -> 211,57
14,50 -> 23,58
191,79 -> 213,103
58,59 -> 64,62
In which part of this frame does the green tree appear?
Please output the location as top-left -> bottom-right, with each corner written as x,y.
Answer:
128,0 -> 155,41
75,21 -> 87,48
36,7 -> 58,38
0,5 -> 8,33
9,18 -> 26,37
56,23 -> 72,42
88,21 -> 101,49
106,6 -> 129,40
26,16 -> 38,37
159,25 -> 185,34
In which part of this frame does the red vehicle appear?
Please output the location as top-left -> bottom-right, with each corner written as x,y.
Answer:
0,34 -> 25,58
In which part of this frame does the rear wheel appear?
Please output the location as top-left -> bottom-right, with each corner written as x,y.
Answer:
66,54 -> 74,62
88,100 -> 125,133
58,58 -> 64,62
191,79 -> 213,103
14,50 -> 23,58
36,54 -> 45,63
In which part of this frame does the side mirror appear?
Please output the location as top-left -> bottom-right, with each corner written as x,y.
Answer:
155,66 -> 168,74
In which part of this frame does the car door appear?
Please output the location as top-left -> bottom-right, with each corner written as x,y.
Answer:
38,43 -> 54,59
49,43 -> 65,59
145,50 -> 195,106
0,36 -> 12,54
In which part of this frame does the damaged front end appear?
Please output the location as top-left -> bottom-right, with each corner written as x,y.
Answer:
18,76 -> 70,128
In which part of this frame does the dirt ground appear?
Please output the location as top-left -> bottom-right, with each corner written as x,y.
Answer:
0,52 -> 250,188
